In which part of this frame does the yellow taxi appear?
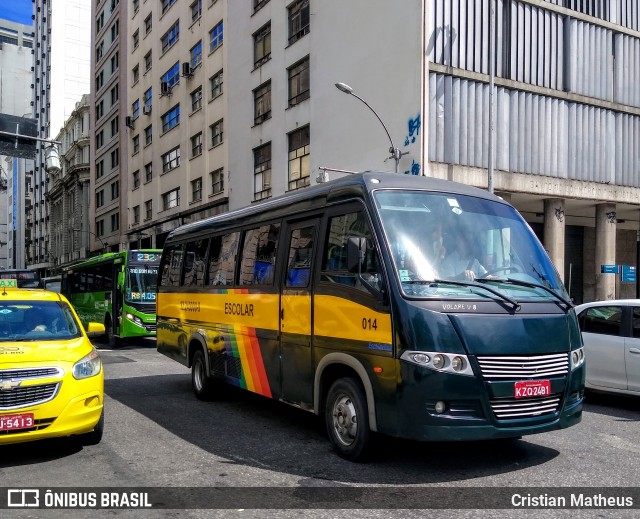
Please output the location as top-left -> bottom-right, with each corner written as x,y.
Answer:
0,285 -> 105,445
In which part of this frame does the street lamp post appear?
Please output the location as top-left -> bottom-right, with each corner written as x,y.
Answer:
335,82 -> 407,173
72,228 -> 107,253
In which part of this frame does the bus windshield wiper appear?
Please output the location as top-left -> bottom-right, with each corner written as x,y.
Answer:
475,277 -> 573,309
406,279 -> 520,311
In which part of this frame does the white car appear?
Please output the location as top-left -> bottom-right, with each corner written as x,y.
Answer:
574,299 -> 640,396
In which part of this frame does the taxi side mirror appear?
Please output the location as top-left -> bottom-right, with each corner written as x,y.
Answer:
86,322 -> 106,337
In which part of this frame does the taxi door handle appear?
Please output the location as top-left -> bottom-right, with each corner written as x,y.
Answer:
629,348 -> 640,355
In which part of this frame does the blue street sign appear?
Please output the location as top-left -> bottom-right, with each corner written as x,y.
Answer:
600,265 -> 619,274
622,265 -> 637,283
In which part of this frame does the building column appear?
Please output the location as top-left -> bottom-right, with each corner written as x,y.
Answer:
595,203 -> 616,301
544,198 -> 565,282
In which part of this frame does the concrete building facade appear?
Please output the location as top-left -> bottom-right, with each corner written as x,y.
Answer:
0,18 -> 34,270
30,0 -> 91,272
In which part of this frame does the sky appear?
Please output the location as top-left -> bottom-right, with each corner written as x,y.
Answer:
0,0 -> 33,26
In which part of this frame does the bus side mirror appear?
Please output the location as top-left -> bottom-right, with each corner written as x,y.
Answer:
347,237 -> 366,273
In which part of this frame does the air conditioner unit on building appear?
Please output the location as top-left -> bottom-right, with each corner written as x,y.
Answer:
182,62 -> 193,77
160,81 -> 171,96
143,105 -> 152,115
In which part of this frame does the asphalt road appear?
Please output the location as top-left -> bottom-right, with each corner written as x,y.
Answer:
1,339 -> 639,518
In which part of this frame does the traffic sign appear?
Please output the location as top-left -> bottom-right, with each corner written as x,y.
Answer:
600,265 -> 619,274
622,265 -> 637,283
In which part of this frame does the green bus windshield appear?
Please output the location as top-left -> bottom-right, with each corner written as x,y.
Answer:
125,265 -> 158,304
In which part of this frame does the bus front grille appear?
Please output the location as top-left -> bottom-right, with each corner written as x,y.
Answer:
0,383 -> 60,410
489,395 -> 561,420
476,353 -> 569,380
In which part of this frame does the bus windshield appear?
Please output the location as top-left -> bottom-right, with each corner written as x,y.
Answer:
125,265 -> 158,304
374,190 -> 568,301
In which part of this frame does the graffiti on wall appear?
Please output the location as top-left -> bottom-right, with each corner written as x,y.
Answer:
403,114 -> 421,175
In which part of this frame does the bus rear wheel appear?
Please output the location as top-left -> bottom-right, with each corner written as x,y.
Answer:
192,349 -> 215,400
325,377 -> 370,461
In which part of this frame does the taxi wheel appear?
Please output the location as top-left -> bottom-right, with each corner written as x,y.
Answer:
192,349 -> 215,401
80,410 -> 104,446
325,377 -> 370,462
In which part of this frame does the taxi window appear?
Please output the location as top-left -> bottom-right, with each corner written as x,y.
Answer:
0,301 -> 82,341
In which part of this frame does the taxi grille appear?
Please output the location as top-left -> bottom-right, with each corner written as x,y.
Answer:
0,383 -> 60,410
489,395 -> 561,419
476,353 -> 569,380
0,368 -> 61,380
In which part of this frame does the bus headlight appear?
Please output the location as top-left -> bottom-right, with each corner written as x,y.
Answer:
73,348 -> 102,379
401,351 -> 475,377
570,347 -> 585,370
126,313 -> 144,326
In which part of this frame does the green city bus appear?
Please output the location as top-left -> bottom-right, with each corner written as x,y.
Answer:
156,172 -> 584,460
62,250 -> 161,346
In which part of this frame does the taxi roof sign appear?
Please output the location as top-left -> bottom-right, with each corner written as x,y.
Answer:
0,279 -> 18,288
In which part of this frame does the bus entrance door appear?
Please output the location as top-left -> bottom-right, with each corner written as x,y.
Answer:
279,220 -> 318,408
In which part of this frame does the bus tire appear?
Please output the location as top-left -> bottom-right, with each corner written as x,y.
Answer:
79,409 -> 104,446
325,377 -> 370,461
192,349 -> 215,401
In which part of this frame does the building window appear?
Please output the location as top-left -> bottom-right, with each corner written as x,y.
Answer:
190,0 -> 202,23
110,52 -> 119,74
288,56 -> 310,107
191,132 -> 202,158
288,0 -> 310,44
161,0 -> 177,15
191,86 -> 202,112
110,85 -> 118,104
144,125 -> 152,145
145,200 -> 153,220
209,119 -> 223,147
191,177 -> 202,202
96,41 -> 104,62
132,64 -> 139,84
144,14 -> 152,35
111,213 -> 119,232
132,99 -> 140,119
161,21 -> 179,53
96,130 -> 104,149
96,100 -> 104,120
253,81 -> 271,125
133,169 -> 140,189
253,142 -> 271,201
96,219 -> 105,237
190,40 -> 202,68
253,23 -> 271,68
132,134 -> 140,154
111,116 -> 119,136
111,180 -> 119,200
133,205 -> 140,224
288,126 -> 310,190
96,71 -> 104,90
111,20 -> 119,42
161,104 -> 180,132
133,0 -> 140,14
96,190 -> 104,208
143,87 -> 152,109
211,168 -> 224,195
144,51 -> 152,71
209,21 -> 223,53
96,160 -> 104,179
253,0 -> 270,13
144,162 -> 153,183
96,12 -> 105,33
210,69 -> 223,99
162,187 -> 180,210
161,146 -> 180,172
111,148 -> 119,169
161,61 -> 180,88
132,29 -> 139,49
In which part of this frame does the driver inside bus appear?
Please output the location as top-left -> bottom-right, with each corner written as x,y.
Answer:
442,239 -> 487,281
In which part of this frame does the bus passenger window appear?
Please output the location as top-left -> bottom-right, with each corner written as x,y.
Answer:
239,224 -> 280,286
208,232 -> 239,286
159,244 -> 184,287
321,212 -> 382,293
183,239 -> 209,287
286,226 -> 314,288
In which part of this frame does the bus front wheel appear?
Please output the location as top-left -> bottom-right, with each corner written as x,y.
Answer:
192,349 -> 215,401
325,377 -> 370,461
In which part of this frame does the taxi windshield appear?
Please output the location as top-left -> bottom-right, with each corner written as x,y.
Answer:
125,266 -> 158,304
0,301 -> 82,342
374,190 -> 568,302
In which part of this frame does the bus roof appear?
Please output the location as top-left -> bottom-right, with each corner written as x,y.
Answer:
166,171 -> 508,242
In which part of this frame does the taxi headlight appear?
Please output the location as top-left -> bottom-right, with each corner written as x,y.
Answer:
73,348 -> 102,379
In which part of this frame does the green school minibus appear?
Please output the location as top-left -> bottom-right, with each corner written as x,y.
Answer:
156,172 -> 584,460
